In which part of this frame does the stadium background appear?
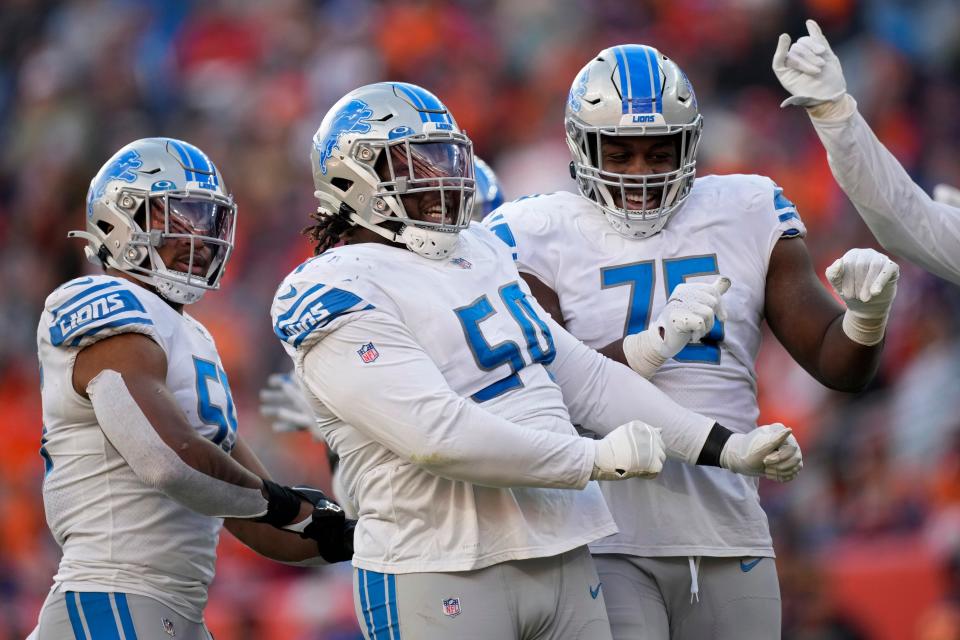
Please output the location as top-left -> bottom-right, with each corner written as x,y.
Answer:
1,0 -> 959,638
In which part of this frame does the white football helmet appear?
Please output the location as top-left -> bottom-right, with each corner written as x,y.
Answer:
70,138 -> 236,304
565,45 -> 702,238
310,82 -> 475,259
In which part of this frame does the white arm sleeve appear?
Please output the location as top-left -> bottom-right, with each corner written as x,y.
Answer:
299,311 -> 595,489
88,370 -> 269,518
543,314 -> 715,465
811,99 -> 960,284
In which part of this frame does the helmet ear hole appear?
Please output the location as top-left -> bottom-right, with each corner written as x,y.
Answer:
331,177 -> 353,193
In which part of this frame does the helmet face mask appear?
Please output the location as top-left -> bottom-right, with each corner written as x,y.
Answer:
75,138 -> 237,304
310,82 -> 476,259
565,45 -> 703,239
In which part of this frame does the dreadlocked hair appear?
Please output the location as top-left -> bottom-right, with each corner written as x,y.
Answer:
303,204 -> 355,255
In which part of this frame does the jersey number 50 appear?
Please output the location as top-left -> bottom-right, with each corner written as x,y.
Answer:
192,356 -> 238,451
455,282 -> 556,401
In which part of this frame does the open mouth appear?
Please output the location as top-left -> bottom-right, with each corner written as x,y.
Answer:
418,200 -> 447,224
406,193 -> 451,224
618,190 -> 662,211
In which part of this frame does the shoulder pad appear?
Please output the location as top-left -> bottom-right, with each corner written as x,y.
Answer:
44,276 -> 158,348
272,254 -> 376,350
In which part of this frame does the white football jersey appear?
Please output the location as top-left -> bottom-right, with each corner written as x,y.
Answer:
37,275 -> 239,622
486,175 -> 806,557
271,226 -> 617,574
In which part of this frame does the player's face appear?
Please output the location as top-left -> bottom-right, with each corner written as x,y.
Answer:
149,199 -> 216,275
600,134 -> 679,210
376,142 -> 470,225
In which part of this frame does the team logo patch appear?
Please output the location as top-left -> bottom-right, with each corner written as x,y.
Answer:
449,257 -> 472,269
357,342 -> 379,363
442,597 -> 461,618
161,617 -> 176,636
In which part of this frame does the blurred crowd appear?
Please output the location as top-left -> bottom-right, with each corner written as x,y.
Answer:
1,0 -> 959,638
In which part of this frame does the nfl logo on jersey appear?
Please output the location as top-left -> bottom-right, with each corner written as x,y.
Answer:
442,597 -> 462,618
357,342 -> 379,363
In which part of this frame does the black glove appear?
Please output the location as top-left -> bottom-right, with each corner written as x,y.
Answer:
288,486 -> 355,563
255,478 -> 305,528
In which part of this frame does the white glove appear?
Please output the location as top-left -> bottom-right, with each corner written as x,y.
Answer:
934,183 -> 960,208
259,371 -> 316,433
623,276 -> 731,378
825,248 -> 899,346
758,432 -> 803,483
591,420 -> 666,481
773,19 -> 847,109
720,423 -> 802,482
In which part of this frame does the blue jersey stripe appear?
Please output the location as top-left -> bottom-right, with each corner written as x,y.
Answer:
773,187 -> 796,209
65,592 -> 87,639
276,283 -> 328,323
67,317 -> 155,347
51,288 -> 150,347
487,222 -> 517,248
51,281 -> 121,319
274,286 -> 373,347
78,592 -> 121,640
114,593 -> 138,640
487,221 -> 518,260
773,186 -> 801,225
358,570 -> 377,639
777,210 -> 799,223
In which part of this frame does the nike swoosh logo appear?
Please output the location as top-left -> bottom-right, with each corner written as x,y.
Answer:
740,558 -> 762,573
278,285 -> 298,300
589,582 -> 603,599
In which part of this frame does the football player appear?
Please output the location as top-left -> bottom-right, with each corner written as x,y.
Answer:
775,19 -> 960,285
482,45 -> 899,639
271,82 -> 802,640
34,138 -> 353,640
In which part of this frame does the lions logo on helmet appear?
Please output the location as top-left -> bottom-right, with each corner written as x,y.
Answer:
565,45 -> 703,239
310,82 -> 476,260
71,138 -> 237,305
